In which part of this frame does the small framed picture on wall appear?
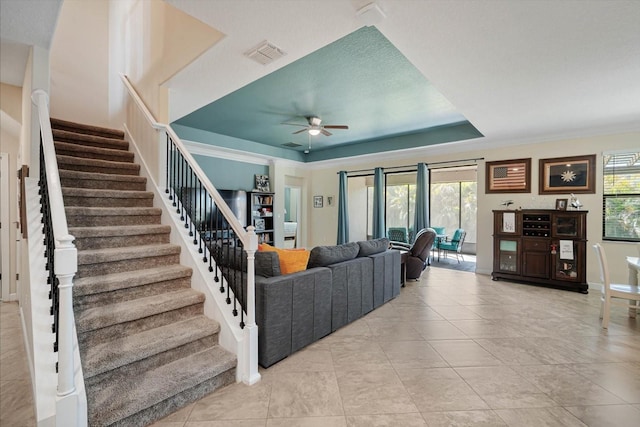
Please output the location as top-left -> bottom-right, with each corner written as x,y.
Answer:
313,195 -> 323,208
555,198 -> 568,211
255,174 -> 270,192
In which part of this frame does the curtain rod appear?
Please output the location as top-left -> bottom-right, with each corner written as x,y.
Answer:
337,157 -> 484,175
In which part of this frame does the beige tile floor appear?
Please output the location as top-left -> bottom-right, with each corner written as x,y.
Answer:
2,267 -> 640,426
1,301 -> 36,427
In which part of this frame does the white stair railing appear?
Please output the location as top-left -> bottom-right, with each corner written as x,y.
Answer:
120,75 -> 260,385
32,89 -> 86,426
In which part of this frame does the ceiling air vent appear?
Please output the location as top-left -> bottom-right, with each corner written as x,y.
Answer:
244,41 -> 286,65
282,142 -> 302,148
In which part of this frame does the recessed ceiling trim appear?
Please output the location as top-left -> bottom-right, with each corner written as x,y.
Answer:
183,138 -> 272,166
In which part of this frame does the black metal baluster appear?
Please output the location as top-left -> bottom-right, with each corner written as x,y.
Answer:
188,169 -> 194,235
197,178 -> 203,250
207,194 -> 214,268
177,150 -> 183,216
165,134 -> 170,195
39,139 -> 59,354
215,207 -> 221,284
166,139 -> 248,330
171,141 -> 177,206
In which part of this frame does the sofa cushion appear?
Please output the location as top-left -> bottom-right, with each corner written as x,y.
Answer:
307,242 -> 359,268
357,238 -> 390,257
259,243 -> 310,275
255,251 -> 281,277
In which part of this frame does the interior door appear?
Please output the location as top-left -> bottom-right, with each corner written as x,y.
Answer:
284,185 -> 301,248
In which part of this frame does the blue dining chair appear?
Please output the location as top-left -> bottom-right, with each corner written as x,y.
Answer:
438,229 -> 467,263
387,227 -> 408,243
430,227 -> 446,261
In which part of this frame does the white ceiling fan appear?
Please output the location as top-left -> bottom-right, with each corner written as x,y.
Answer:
281,116 -> 349,136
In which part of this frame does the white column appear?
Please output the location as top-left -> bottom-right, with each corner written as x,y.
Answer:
242,227 -> 261,385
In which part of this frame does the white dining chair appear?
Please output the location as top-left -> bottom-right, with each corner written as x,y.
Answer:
592,243 -> 640,329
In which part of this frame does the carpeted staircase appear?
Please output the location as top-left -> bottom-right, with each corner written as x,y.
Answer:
52,118 -> 237,427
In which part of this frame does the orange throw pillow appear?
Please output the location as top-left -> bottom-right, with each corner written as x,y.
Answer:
258,243 -> 310,274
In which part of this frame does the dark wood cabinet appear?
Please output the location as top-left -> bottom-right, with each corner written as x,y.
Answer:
492,209 -> 588,293
248,192 -> 275,244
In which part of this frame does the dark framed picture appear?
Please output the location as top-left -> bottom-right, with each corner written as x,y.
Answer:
255,174 -> 270,192
313,195 -> 323,208
539,155 -> 596,194
486,158 -> 531,193
555,198 -> 568,211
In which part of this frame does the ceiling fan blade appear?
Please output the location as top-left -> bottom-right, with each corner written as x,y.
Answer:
323,125 -> 349,130
292,128 -> 308,135
281,122 -> 307,127
321,128 -> 332,136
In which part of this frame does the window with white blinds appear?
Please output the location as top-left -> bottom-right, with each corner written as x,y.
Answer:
603,151 -> 640,241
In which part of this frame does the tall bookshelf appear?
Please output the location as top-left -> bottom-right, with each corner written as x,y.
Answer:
248,192 -> 275,244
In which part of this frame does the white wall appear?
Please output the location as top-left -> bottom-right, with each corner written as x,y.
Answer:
0,83 -> 22,300
305,131 -> 640,285
50,0 -> 111,128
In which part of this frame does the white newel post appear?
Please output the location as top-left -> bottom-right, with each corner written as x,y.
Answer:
55,235 -> 77,397
243,227 -> 261,385
55,238 -> 80,427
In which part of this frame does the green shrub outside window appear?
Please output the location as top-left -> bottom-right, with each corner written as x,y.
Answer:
603,152 -> 640,242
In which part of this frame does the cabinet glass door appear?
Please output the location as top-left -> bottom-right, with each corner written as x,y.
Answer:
497,239 -> 519,274
552,240 -> 580,281
553,213 -> 584,238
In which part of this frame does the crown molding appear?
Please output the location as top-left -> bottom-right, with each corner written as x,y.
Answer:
182,139 -> 304,167
182,123 -> 640,172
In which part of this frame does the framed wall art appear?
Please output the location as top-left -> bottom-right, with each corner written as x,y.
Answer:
313,195 -> 323,208
486,158 -> 531,193
255,174 -> 270,192
539,155 -> 595,194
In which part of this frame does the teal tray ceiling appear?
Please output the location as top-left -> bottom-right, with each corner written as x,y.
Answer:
173,26 -> 482,161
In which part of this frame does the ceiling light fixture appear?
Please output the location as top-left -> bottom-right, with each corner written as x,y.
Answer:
304,133 -> 312,154
308,128 -> 321,136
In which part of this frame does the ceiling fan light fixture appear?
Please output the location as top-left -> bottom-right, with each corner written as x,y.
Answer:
308,128 -> 321,136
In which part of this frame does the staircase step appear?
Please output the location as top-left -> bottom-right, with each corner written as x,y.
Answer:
55,141 -> 134,163
82,315 -> 220,383
57,154 -> 140,175
66,206 -> 162,227
60,170 -> 147,191
87,346 -> 236,427
73,265 -> 192,310
77,288 -> 206,347
51,117 -> 125,140
62,187 -> 154,208
76,243 -> 181,279
55,117 -> 238,426
53,128 -> 129,151
69,224 -> 171,250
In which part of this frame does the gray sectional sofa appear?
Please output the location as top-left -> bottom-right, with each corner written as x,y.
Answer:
253,239 -> 401,367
